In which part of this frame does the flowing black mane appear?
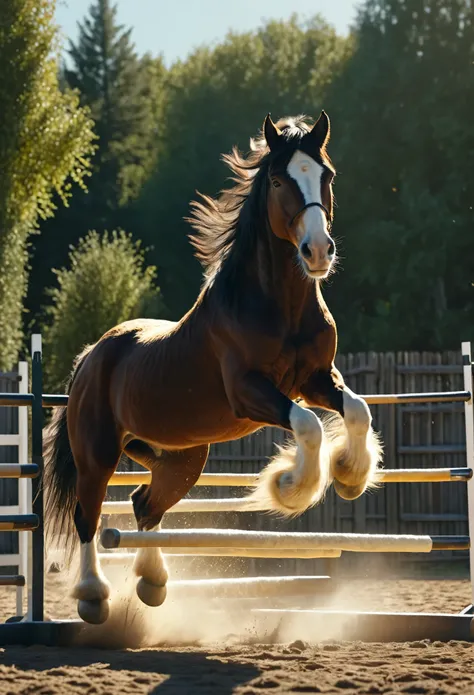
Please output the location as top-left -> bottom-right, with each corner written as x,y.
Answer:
187,115 -> 317,283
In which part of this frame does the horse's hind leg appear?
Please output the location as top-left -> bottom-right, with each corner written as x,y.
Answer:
71,428 -> 121,624
125,443 -> 209,607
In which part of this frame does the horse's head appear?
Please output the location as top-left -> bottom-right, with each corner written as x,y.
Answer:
264,112 -> 335,280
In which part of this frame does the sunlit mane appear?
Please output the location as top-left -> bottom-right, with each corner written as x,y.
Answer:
187,115 -> 326,283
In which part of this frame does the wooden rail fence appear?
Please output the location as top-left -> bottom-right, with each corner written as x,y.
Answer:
0,350 -> 469,569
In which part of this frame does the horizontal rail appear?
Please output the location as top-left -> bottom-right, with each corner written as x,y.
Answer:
0,464 -> 39,479
42,394 -> 68,407
0,390 -> 469,410
0,515 -> 39,531
0,394 -> 34,407
378,468 -> 472,483
0,393 -> 69,407
431,536 -> 470,551
0,575 -> 25,587
101,528 -> 442,553
0,435 -> 21,446
109,471 -> 258,487
99,547 -> 342,560
362,391 -> 471,404
166,575 -> 331,599
108,467 -> 473,490
0,506 -> 20,516
103,498 -> 258,515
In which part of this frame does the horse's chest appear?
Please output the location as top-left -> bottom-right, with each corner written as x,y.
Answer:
269,337 -> 321,395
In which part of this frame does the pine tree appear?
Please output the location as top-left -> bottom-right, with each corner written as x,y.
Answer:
65,0 -> 159,210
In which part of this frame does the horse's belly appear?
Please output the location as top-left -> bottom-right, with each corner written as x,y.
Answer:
130,409 -> 259,449
122,377 -> 261,449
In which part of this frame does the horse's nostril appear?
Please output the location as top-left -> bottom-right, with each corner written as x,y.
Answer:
301,242 -> 312,259
328,239 -> 335,257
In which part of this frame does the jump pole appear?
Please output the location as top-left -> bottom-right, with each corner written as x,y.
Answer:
108,467 -> 473,488
101,528 -> 469,553
100,548 -> 342,561
166,575 -> 333,600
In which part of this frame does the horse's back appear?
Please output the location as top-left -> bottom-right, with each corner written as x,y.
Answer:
103,317 -> 178,341
68,318 -> 178,413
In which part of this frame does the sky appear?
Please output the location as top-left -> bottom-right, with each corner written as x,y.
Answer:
55,0 -> 360,66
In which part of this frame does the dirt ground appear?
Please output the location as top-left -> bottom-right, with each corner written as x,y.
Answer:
1,567 -> 474,695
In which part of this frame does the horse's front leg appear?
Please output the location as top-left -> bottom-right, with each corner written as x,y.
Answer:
300,370 -> 383,500
224,366 -> 331,517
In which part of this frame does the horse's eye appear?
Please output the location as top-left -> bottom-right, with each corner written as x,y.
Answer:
271,178 -> 281,188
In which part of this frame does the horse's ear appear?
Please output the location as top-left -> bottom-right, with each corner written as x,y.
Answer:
263,113 -> 282,151
308,110 -> 331,149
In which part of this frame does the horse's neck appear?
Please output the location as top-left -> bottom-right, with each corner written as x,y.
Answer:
198,221 -> 320,333
255,229 -> 317,330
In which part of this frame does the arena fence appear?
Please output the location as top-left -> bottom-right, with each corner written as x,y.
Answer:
0,336 -> 473,645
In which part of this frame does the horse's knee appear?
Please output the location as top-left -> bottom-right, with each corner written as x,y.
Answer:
74,502 -> 96,543
343,389 -> 372,435
290,404 -> 323,450
132,484 -> 164,531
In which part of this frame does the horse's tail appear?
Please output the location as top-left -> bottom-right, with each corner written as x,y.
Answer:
44,344 -> 94,562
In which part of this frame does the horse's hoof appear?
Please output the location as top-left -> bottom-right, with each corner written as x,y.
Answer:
136,577 -> 167,607
333,478 -> 366,501
78,599 -> 110,624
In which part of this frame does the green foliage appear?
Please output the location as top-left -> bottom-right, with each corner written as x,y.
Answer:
27,0 -> 166,323
0,0 -> 95,368
323,0 -> 474,350
24,2 -> 474,354
43,230 -> 164,390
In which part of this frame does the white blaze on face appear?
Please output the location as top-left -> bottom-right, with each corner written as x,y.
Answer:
287,149 -> 328,250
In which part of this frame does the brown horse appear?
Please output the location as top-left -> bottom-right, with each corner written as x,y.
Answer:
44,112 -> 382,625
